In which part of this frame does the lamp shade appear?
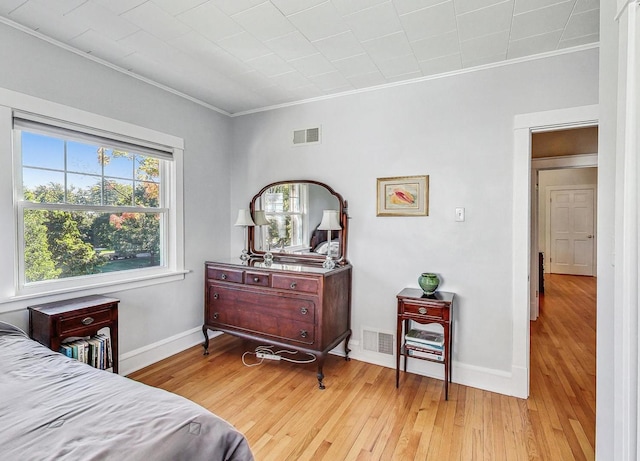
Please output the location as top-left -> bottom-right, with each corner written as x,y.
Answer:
234,209 -> 255,227
318,210 -> 341,231
253,210 -> 270,226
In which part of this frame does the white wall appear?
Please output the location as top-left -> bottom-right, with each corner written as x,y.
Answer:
0,24 -> 232,365
231,48 -> 599,393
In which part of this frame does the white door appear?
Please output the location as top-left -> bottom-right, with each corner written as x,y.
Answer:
549,188 -> 595,275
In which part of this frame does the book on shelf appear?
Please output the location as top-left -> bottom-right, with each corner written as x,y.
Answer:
405,329 -> 444,347
405,343 -> 444,361
61,333 -> 112,370
405,339 -> 443,352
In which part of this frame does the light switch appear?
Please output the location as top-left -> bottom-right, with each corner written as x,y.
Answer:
455,207 -> 465,222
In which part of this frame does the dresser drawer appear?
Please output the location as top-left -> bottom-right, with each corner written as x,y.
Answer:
58,308 -> 114,335
402,302 -> 449,321
272,274 -> 319,293
207,266 -> 243,283
245,271 -> 270,287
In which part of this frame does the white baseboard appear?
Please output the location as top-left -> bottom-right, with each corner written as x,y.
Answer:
120,330 -> 525,398
119,327 -> 220,376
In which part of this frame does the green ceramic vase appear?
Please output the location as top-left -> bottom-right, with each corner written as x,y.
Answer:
418,272 -> 440,295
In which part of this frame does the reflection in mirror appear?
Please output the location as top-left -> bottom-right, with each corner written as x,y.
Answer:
249,180 -> 348,265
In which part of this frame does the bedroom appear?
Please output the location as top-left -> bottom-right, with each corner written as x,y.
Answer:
0,1 -> 636,460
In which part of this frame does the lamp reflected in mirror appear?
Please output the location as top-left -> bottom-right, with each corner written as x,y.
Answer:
318,210 -> 341,269
253,210 -> 272,262
234,209 -> 255,261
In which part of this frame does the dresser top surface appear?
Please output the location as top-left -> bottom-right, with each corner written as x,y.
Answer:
397,288 -> 455,303
207,258 -> 351,275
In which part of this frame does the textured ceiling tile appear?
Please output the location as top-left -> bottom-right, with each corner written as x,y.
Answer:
386,70 -> 421,82
286,2 -> 349,42
9,1 -> 89,41
454,0 -> 509,15
331,53 -> 379,77
459,30 -> 509,61
399,1 -> 457,42
233,70 -> 278,91
507,30 -> 563,59
558,32 -> 599,49
375,54 -> 421,78
312,31 -> 365,61
410,30 -> 460,61
265,31 -> 318,61
32,0 -> 85,15
513,0 -> 572,15
216,32 -> 272,61
211,0 -> 266,16
331,0 -> 388,16
289,53 -> 336,77
271,0 -> 331,16
456,0 -> 513,41
246,53 -> 296,77
573,0 -> 598,14
393,0 -> 449,15
118,30 -> 178,64
177,2 -> 243,43
462,51 -> 503,67
418,53 -> 462,75
361,31 -> 413,62
0,0 -> 30,15
91,0 -> 148,15
346,70 -> 387,88
511,1 -> 574,41
69,29 -> 135,63
343,1 -> 403,42
122,2 -> 190,41
150,0 -> 208,16
231,2 -> 296,41
561,8 -> 599,41
270,70 -> 313,89
64,2 -> 139,41
308,71 -> 352,91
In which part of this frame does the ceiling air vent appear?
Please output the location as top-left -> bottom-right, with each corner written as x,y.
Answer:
293,126 -> 321,146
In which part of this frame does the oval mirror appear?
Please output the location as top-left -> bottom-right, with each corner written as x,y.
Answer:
248,180 -> 348,265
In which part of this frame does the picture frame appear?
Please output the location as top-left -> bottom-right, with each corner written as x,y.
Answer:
376,175 -> 429,216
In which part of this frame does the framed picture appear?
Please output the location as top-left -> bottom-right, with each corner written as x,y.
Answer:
376,175 -> 429,216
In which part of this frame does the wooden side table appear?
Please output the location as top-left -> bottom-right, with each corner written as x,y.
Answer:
396,288 -> 455,400
28,295 -> 120,374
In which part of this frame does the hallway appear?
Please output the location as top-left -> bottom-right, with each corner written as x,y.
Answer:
530,274 -> 596,460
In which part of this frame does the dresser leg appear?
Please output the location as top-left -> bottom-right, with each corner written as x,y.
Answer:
316,358 -> 326,390
202,325 -> 210,356
344,330 -> 352,361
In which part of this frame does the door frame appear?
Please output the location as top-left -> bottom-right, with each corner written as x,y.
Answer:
512,104 -> 598,398
545,184 -> 597,276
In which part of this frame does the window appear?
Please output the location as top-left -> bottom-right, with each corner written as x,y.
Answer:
4,102 -> 184,301
262,183 -> 308,250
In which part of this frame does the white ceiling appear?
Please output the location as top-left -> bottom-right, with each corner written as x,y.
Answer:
0,0 -> 599,115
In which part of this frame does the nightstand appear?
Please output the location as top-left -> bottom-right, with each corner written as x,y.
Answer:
28,295 -> 120,374
396,288 -> 455,400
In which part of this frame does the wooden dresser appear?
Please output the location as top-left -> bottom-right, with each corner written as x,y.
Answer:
202,259 -> 352,389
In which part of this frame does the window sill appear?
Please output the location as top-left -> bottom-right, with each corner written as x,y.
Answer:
0,270 -> 190,314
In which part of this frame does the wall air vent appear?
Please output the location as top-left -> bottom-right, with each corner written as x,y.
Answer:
293,126 -> 321,146
362,328 -> 394,355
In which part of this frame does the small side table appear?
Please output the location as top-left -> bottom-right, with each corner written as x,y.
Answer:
396,288 -> 455,400
28,295 -> 120,374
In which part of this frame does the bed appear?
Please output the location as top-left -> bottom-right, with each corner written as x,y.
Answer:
0,321 -> 254,461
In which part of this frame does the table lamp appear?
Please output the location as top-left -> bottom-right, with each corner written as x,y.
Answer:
253,210 -> 272,261
234,209 -> 255,261
318,209 -> 341,269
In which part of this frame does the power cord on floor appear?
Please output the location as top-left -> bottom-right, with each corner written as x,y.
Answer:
242,345 -> 316,367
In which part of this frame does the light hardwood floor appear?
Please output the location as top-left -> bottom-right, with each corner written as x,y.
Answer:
129,274 -> 595,460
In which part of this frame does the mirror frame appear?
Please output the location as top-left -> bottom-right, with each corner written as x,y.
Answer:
248,179 -> 349,266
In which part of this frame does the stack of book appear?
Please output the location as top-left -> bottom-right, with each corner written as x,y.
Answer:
404,329 -> 444,361
59,333 -> 112,370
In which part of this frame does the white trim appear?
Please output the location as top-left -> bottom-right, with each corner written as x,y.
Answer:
512,104 -> 599,398
532,153 -> 598,169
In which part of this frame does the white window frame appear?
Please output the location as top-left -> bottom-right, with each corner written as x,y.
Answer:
0,88 -> 185,309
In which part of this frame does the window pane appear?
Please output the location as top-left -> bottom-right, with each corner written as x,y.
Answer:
22,168 -> 65,202
135,181 -> 159,207
67,141 -> 102,175
23,209 -> 162,283
103,150 -> 134,179
104,178 -> 134,206
135,155 -> 159,182
67,173 -> 102,205
21,131 -> 64,170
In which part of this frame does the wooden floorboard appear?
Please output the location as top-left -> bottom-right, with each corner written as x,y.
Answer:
129,274 -> 595,460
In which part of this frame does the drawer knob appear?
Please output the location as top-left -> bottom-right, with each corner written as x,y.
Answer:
418,307 -> 427,314
300,307 -> 308,315
81,317 -> 94,325
213,293 -> 219,300
253,277 -> 260,283
221,273 -> 227,280
290,282 -> 297,289
213,312 -> 219,320
299,330 -> 308,338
